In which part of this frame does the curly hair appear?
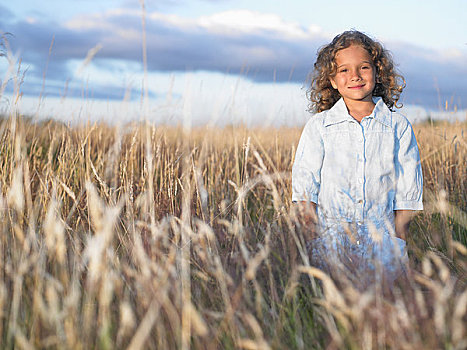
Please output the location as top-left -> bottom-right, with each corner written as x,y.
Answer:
307,30 -> 405,113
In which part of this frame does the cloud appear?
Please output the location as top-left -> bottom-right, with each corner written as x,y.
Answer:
56,9 -> 325,82
1,8 -> 466,108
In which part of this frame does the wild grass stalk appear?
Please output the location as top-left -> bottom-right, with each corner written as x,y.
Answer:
0,109 -> 465,349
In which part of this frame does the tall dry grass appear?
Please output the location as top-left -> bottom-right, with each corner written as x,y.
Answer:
0,111 -> 466,349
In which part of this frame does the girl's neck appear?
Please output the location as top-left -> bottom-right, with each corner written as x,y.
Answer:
344,99 -> 376,122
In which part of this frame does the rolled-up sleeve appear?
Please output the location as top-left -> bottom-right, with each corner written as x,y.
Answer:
393,121 -> 423,210
292,118 -> 324,203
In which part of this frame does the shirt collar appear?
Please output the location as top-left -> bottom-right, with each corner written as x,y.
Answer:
323,97 -> 392,127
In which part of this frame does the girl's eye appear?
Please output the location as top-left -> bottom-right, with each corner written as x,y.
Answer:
339,69 -> 348,73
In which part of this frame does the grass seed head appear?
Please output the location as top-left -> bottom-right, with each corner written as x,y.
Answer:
7,166 -> 24,213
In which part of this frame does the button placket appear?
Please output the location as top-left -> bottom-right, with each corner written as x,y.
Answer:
356,123 -> 365,221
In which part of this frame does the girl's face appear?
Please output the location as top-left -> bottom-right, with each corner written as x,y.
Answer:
329,44 -> 376,105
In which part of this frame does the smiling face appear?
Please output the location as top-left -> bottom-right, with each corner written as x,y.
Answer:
329,44 -> 376,106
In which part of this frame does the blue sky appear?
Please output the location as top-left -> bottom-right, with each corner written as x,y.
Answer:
1,0 -> 466,124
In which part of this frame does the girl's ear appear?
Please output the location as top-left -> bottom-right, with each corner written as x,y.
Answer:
329,77 -> 337,89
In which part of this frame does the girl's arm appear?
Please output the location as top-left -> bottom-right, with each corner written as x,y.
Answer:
394,210 -> 416,240
393,119 -> 423,212
291,118 -> 324,205
393,118 -> 423,241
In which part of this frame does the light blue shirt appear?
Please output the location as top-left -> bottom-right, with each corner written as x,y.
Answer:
292,97 -> 423,279
293,96 -> 423,217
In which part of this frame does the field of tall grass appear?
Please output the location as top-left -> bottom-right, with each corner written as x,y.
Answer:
0,109 -> 466,349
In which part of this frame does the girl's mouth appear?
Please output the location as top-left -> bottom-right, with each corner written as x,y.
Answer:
349,84 -> 365,89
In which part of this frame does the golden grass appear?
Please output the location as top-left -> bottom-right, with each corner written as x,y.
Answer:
0,113 -> 466,349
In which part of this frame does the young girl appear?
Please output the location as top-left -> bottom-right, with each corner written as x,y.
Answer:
292,30 -> 423,284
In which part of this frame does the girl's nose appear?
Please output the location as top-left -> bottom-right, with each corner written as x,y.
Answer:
350,70 -> 361,80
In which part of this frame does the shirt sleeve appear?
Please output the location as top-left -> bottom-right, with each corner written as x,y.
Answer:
291,118 -> 324,203
393,120 -> 423,210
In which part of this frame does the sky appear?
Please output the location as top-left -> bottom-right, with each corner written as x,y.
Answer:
1,0 -> 466,125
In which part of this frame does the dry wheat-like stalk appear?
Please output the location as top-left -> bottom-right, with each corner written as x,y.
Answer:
0,108 -> 465,349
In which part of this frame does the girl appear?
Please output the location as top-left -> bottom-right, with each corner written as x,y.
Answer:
292,30 -> 423,284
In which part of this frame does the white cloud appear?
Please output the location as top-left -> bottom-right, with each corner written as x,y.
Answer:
25,17 -> 38,24
441,48 -> 464,60
4,6 -> 467,109
65,10 -> 141,40
198,10 -> 310,38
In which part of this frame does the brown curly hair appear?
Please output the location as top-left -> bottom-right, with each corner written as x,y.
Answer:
307,30 -> 405,113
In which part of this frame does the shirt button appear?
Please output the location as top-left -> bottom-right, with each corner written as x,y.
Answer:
358,178 -> 363,184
